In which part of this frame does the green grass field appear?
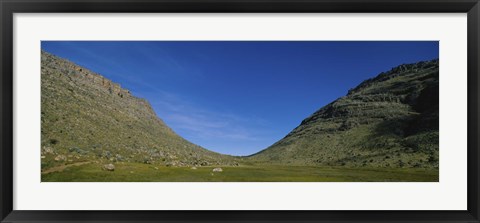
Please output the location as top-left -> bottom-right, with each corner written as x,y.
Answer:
41,162 -> 438,182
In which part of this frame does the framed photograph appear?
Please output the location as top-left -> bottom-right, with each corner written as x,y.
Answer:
1,0 -> 479,222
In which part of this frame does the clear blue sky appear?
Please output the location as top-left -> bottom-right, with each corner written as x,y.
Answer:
41,41 -> 439,156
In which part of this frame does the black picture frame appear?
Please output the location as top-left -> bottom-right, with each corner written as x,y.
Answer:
1,0 -> 479,222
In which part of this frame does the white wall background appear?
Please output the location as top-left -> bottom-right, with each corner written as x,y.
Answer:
13,13 -> 467,210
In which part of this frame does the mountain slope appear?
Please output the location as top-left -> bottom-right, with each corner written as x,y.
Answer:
41,51 -> 237,170
250,60 -> 439,169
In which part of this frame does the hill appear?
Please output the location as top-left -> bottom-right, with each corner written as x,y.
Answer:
41,51 -> 237,171
249,60 -> 439,169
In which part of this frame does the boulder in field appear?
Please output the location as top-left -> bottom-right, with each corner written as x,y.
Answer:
212,167 -> 223,172
103,163 -> 115,171
54,155 -> 67,161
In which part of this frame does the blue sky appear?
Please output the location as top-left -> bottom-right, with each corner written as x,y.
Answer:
41,41 -> 439,156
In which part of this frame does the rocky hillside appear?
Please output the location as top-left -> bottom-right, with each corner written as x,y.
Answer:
250,60 -> 439,169
41,51 -> 237,170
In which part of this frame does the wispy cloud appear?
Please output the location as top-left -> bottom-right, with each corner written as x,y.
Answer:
55,42 -> 204,86
149,92 -> 269,142
134,44 -> 205,80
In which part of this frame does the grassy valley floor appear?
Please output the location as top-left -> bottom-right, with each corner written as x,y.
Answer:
41,162 -> 438,182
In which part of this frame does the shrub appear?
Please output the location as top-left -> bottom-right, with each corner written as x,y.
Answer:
49,138 -> 59,145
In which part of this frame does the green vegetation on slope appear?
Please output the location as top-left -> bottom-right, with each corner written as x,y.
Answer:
250,60 -> 439,169
41,51 -> 238,171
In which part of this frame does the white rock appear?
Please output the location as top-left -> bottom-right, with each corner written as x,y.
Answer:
212,167 -> 223,172
103,163 -> 115,171
54,155 -> 66,161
